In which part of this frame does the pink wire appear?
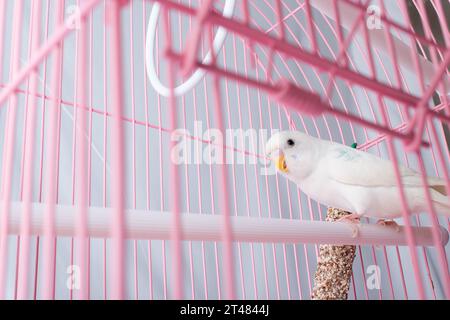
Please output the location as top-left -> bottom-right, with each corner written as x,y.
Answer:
162,6 -> 184,299
176,4 -> 195,299
17,0 -> 42,300
0,0 -> 448,300
197,32 -> 224,299
155,22 -> 168,301
226,35 -> 256,299
41,0 -> 64,300
87,1 -> 94,300
69,0 -> 81,299
0,0 -> 24,299
188,0 -> 211,298
142,0 -> 153,300
108,0 -> 126,300
75,3 -> 90,300
16,0 -> 40,299
129,0 -> 139,300
207,27 -> 236,300
360,13 -> 426,299
375,2 -> 438,299
0,0 -> 102,110
102,0 -> 108,299
409,0 -> 450,298
250,0 -> 371,297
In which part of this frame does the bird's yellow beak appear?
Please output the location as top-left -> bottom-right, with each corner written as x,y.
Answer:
274,153 -> 288,173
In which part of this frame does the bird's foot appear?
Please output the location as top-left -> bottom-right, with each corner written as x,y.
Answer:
376,219 -> 400,232
336,213 -> 361,238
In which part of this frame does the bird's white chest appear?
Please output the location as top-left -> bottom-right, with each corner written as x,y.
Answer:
292,170 -> 355,212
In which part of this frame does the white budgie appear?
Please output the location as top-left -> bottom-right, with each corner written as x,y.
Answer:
265,131 -> 450,227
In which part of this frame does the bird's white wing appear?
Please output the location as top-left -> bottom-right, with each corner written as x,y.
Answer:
324,145 -> 442,189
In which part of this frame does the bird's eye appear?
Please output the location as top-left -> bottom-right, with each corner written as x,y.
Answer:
287,139 -> 295,146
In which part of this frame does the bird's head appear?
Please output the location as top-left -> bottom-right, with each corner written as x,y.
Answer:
265,131 -> 317,179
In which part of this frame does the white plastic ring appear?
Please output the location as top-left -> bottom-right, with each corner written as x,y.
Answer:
145,1 -> 236,97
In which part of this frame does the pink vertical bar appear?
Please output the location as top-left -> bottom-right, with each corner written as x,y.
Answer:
274,0 -> 286,41
155,24 -> 168,300
232,41 -> 261,299
384,2 -> 440,298
254,1 -> 374,298
227,34 -> 251,299
14,0 -> 34,300
241,0 -> 255,68
198,30 -> 221,300
176,6 -> 195,299
75,3 -> 89,300
42,0 -> 64,300
129,0 -> 139,300
410,1 -> 450,298
108,0 -> 126,300
397,0 -> 449,298
360,9 -> 426,299
14,1 -> 36,294
0,3 -> 6,293
0,0 -> 5,82
86,0 -> 94,300
18,0 -> 42,300
142,0 -> 153,300
69,0 -> 80,300
193,79 -> 210,299
252,2 -> 320,298
161,6 -> 183,299
378,1 -> 403,91
34,0 -> 51,300
0,0 -> 24,299
206,22 -> 236,300
415,152 -> 450,298
250,2 -> 314,297
188,0 -> 210,297
102,0 -> 108,300
304,0 -> 317,52
253,69 -> 275,298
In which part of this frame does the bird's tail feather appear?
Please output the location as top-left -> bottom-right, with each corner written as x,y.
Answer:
430,188 -> 450,217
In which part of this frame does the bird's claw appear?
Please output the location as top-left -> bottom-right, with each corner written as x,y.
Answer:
376,219 -> 400,232
336,214 -> 361,238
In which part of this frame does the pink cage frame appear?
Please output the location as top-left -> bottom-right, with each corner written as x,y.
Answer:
0,0 -> 448,300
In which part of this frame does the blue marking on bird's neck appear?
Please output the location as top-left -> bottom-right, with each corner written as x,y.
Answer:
334,147 -> 361,161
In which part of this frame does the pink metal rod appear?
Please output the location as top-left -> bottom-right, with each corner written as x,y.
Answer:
107,0 -> 126,300
207,29 -> 237,300
0,0 -> 449,301
17,0 -> 41,300
42,0 -> 64,300
0,0 -> 24,300
1,80 -> 448,163
1,202 -> 448,247
155,0 -> 422,107
359,6 -> 426,298
166,51 -> 430,147
162,5 -> 184,299
0,0 -> 102,109
74,7 -> 89,300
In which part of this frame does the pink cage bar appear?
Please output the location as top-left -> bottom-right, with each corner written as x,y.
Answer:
0,0 -> 448,300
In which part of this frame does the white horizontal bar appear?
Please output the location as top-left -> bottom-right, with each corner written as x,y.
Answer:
2,202 -> 448,246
